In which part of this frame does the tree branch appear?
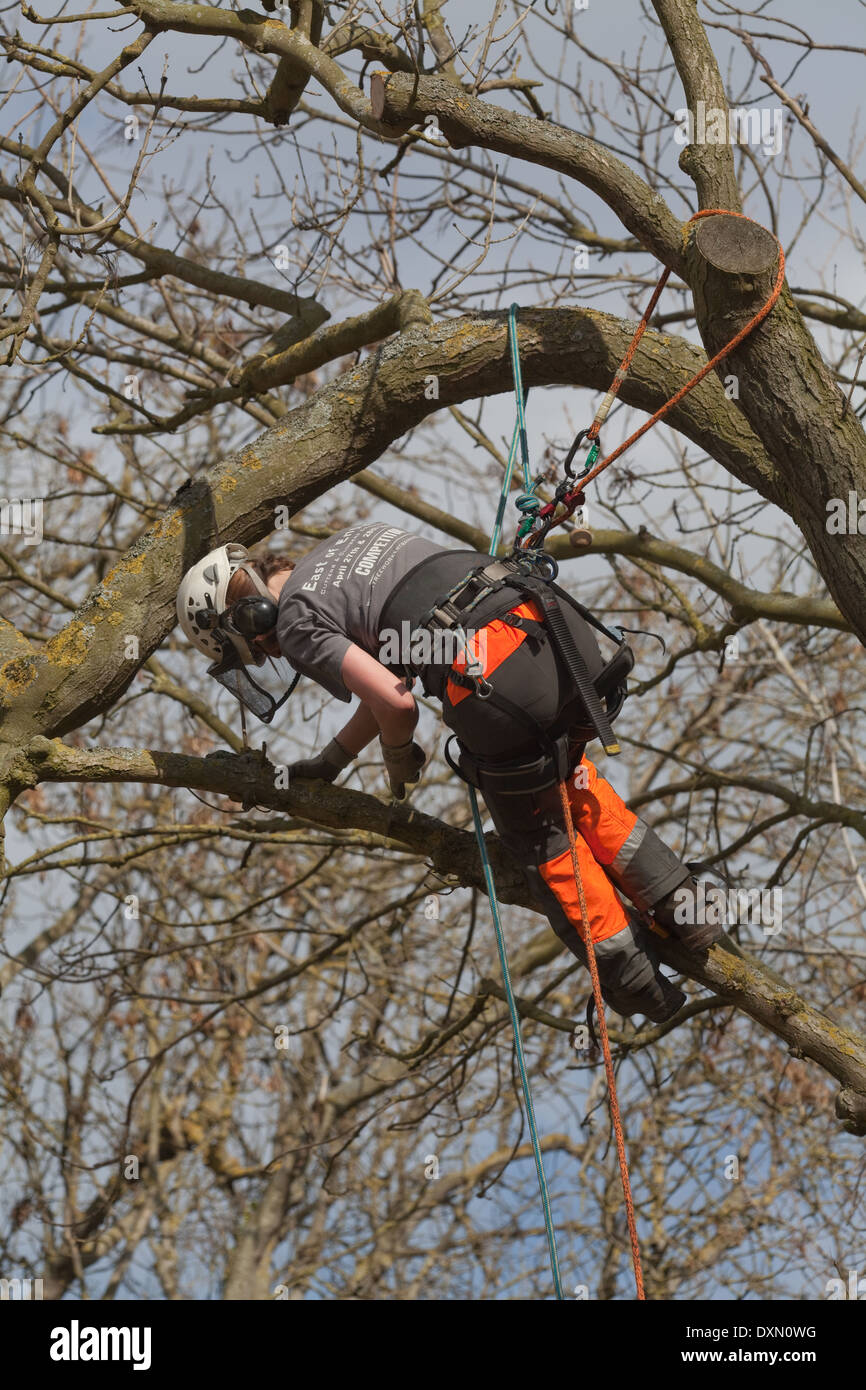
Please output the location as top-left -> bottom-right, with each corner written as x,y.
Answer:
368,70 -> 684,272
17,734 -> 866,1134
0,305 -> 777,744
650,0 -> 741,210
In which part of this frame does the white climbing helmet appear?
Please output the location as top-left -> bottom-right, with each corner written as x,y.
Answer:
176,543 -> 272,666
176,542 -> 299,726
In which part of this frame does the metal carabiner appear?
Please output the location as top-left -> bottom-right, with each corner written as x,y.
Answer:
562,428 -> 587,479
563,428 -> 601,481
518,546 -> 558,582
474,676 -> 494,700
535,552 -> 559,582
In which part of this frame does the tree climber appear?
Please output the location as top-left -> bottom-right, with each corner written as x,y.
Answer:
177,522 -> 722,1024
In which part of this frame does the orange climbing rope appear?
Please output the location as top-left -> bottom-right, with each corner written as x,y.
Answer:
535,211 -> 787,1300
557,780 -> 646,1299
522,210 -> 786,546
487,209 -> 786,1298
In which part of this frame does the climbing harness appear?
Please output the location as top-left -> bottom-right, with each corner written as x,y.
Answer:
457,209 -> 785,1300
383,544 -> 633,772
416,551 -> 631,759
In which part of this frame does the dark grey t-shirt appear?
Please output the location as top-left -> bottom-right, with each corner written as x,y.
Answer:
276,524 -> 444,701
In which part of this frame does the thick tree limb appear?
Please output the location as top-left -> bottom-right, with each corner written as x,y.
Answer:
114,0 -> 682,276
651,0 -> 741,211
16,734 -> 866,1135
0,307 -> 778,744
89,291 -> 434,435
126,0 -> 402,136
369,71 -> 684,273
221,291 -> 431,395
262,0 -> 324,126
686,215 -> 866,646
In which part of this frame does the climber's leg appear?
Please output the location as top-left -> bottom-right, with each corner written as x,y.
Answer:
650,874 -> 726,952
568,755 -> 724,951
479,779 -> 686,1023
440,626 -> 687,1018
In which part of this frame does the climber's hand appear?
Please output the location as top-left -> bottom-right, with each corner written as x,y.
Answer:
380,736 -> 426,800
288,738 -> 355,784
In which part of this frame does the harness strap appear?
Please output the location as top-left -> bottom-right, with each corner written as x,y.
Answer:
534,585 -> 621,756
503,573 -> 621,755
499,611 -> 546,641
424,560 -> 521,632
444,734 -> 578,796
446,669 -> 571,774
433,556 -> 630,664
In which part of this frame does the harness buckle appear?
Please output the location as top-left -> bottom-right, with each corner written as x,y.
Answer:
478,560 -> 513,584
453,622 -> 484,678
429,603 -> 460,629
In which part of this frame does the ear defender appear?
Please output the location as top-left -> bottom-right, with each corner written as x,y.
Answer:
226,596 -> 279,637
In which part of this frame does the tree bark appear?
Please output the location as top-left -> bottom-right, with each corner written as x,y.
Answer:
0,306 -> 775,744
688,213 -> 866,644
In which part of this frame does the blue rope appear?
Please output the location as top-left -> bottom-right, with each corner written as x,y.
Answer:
490,306 -> 536,556
489,416 -> 521,557
507,304 -> 533,492
468,301 -> 564,1297
468,785 -> 564,1300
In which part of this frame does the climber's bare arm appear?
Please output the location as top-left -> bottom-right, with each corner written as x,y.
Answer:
333,702 -> 380,756
339,644 -> 418,749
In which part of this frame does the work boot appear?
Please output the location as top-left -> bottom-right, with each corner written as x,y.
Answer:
592,916 -> 686,1023
652,874 -> 725,952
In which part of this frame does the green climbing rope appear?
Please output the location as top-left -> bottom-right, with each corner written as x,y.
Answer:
507,302 -> 532,489
490,305 -> 538,556
468,785 -> 564,1299
489,414 -> 523,557
466,302 -> 565,1299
